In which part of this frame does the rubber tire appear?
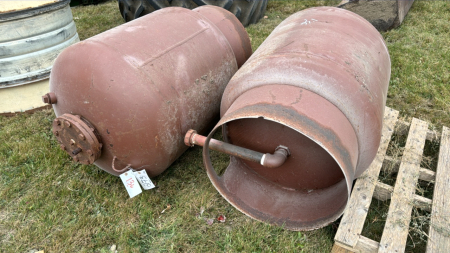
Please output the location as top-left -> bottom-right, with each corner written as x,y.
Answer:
118,0 -> 268,27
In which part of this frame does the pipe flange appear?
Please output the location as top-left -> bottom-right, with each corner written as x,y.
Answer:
42,92 -> 57,104
52,113 -> 102,165
184,129 -> 197,147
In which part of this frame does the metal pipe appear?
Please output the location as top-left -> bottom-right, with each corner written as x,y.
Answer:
261,145 -> 291,168
184,129 -> 290,168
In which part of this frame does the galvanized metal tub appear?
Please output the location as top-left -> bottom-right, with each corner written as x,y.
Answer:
47,6 -> 252,177
0,0 -> 79,114
201,7 -> 391,230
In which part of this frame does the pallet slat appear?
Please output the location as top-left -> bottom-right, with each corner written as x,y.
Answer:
334,236 -> 380,253
334,107 -> 399,248
379,118 -> 428,253
426,126 -> 450,252
382,156 -> 436,182
372,181 -> 432,212
355,236 -> 379,253
396,120 -> 439,141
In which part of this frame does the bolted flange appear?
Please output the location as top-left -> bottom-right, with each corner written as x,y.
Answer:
52,114 -> 102,165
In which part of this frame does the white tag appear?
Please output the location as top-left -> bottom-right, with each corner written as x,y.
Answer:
133,170 -> 155,190
119,171 -> 142,198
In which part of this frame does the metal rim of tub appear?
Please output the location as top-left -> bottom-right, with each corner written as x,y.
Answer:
0,0 -> 79,88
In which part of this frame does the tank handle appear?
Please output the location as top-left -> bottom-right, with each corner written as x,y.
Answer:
184,129 -> 290,168
112,156 -> 132,173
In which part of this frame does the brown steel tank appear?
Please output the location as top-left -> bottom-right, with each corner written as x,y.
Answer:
190,7 -> 391,230
45,5 -> 252,177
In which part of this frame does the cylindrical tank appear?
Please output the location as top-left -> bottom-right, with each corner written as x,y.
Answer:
47,5 -> 252,177
0,0 -> 79,114
201,7 -> 390,230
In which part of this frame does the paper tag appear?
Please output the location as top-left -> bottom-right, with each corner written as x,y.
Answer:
133,170 -> 155,190
119,171 -> 142,198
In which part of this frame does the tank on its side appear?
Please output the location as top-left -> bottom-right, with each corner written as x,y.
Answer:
189,7 -> 390,231
46,5 -> 252,177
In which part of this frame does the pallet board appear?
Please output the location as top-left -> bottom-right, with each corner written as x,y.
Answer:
427,126 -> 450,252
333,107 -> 450,253
378,118 -> 428,252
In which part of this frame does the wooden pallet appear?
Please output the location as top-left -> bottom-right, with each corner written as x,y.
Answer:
332,107 -> 450,253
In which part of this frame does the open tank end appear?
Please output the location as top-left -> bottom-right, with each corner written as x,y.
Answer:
197,83 -> 360,231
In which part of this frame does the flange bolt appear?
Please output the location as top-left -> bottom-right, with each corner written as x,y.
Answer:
72,148 -> 82,156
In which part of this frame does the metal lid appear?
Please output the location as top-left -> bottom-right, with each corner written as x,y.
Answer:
52,113 -> 102,165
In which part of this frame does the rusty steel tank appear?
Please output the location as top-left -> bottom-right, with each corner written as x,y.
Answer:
186,7 -> 390,230
45,5 -> 252,177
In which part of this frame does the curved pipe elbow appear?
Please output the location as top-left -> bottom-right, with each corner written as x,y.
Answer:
261,145 -> 291,168
185,129 -> 290,169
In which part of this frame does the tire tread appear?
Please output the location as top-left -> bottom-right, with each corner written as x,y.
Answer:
118,0 -> 268,26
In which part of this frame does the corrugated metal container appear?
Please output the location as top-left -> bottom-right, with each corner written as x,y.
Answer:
47,6 -> 252,177
0,0 -> 79,114
191,7 -> 390,230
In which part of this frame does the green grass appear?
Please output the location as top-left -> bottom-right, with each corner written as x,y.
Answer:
0,110 -> 333,252
1,0 -> 449,252
72,0 -> 124,40
384,0 -> 450,128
